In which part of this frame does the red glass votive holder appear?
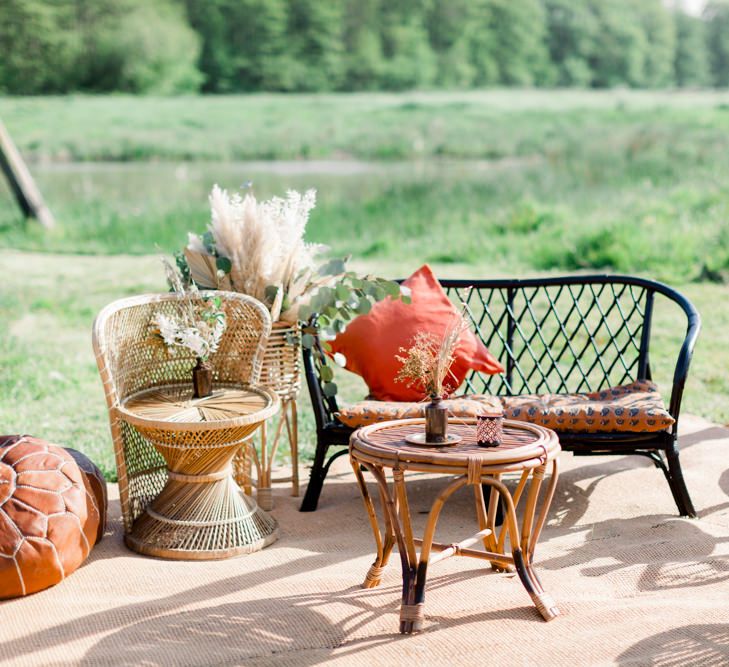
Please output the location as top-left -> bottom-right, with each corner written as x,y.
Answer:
477,412 -> 503,447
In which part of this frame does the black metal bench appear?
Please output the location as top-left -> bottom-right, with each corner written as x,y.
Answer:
300,274 -> 701,517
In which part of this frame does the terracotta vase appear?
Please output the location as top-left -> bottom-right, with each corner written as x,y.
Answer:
192,358 -> 213,398
424,395 -> 448,443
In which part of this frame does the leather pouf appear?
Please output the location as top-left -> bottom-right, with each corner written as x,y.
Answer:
66,447 -> 108,544
0,435 -> 105,598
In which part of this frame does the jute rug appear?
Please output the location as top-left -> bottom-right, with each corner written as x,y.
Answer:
2,415 -> 729,666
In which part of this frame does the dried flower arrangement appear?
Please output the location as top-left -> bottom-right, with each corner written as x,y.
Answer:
176,184 -> 408,400
179,185 -> 405,325
152,305 -> 226,362
183,186 -> 326,323
395,308 -> 469,400
152,260 -> 227,397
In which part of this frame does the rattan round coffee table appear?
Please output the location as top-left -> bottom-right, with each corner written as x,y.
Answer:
119,382 -> 280,560
349,417 -> 561,634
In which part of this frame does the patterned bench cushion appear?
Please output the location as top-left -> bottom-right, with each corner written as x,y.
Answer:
336,394 -> 503,429
336,382 -> 673,433
501,380 -> 674,433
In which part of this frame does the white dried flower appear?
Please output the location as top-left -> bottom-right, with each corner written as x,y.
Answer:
151,292 -> 227,362
210,316 -> 226,353
153,313 -> 178,347
178,329 -> 208,358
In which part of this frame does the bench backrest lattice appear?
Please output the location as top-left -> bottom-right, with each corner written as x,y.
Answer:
445,279 -> 649,397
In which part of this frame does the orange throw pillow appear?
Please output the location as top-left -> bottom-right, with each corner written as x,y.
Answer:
329,265 -> 504,401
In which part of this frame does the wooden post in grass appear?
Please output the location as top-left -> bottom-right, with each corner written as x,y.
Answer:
0,118 -> 55,229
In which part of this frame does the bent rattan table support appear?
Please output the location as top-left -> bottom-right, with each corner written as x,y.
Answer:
349,418 -> 561,634
119,383 -> 280,559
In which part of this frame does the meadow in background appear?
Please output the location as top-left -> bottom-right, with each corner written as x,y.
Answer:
2,90 -> 728,478
3,0 -> 729,479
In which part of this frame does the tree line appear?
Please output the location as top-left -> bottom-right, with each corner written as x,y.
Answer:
3,0 -> 729,94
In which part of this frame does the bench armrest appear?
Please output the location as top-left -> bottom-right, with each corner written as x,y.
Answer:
668,309 -> 701,428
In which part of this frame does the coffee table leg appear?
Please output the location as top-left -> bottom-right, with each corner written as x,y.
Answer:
351,459 -> 397,589
405,476 -> 471,634
482,468 -> 560,622
392,469 -> 426,634
519,460 -> 560,621
354,463 -> 426,633
474,481 -> 511,572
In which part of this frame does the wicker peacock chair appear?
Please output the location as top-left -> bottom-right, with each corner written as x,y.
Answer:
93,292 -> 280,558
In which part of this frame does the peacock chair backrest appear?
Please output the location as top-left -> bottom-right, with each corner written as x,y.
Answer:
93,291 -> 271,531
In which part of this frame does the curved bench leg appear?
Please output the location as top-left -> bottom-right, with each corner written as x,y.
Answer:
299,441 -> 328,512
665,442 -> 697,518
300,447 -> 349,512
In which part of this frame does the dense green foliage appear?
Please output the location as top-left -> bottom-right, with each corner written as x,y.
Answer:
0,0 -> 201,94
2,0 -> 729,93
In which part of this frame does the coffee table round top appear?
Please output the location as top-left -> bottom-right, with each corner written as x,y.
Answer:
350,418 -> 560,472
119,382 -> 280,432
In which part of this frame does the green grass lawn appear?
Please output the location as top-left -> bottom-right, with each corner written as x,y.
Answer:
5,90 -> 729,162
1,249 -> 725,480
0,91 -> 728,478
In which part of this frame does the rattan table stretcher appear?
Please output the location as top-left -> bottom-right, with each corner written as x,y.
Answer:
118,382 -> 280,559
349,418 -> 561,634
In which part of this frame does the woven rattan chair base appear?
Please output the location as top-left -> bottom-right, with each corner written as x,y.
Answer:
118,382 -> 280,559
125,478 -> 279,560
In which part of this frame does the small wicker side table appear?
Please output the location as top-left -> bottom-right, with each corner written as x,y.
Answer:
235,322 -> 301,511
119,382 -> 280,560
349,418 -> 561,634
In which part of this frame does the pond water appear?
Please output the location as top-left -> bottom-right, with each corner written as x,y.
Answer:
20,158 -> 533,206
0,156 -> 541,261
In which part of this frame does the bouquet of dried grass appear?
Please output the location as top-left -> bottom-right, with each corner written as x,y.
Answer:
183,185 -> 331,323
175,184 -> 408,402
395,308 -> 470,400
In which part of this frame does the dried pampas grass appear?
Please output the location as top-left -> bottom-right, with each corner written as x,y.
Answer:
186,185 -> 324,322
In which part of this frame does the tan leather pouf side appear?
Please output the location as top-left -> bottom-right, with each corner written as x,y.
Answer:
0,435 -> 104,599
66,447 -> 108,544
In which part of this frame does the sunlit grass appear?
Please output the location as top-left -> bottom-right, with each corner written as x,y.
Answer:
0,250 -> 725,479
